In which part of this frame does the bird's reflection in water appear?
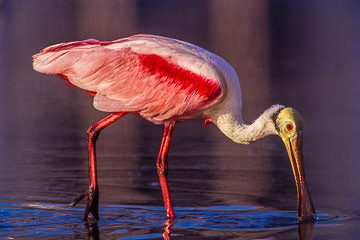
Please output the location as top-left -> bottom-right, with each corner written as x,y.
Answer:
86,220 -> 100,240
298,222 -> 314,240
162,219 -> 174,240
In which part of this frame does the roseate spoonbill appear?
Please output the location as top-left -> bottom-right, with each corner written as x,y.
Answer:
32,34 -> 315,222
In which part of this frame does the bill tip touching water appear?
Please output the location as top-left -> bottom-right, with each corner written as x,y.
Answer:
32,34 -> 315,222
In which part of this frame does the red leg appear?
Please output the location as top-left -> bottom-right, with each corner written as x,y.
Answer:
69,112 -> 127,221
157,122 -> 176,219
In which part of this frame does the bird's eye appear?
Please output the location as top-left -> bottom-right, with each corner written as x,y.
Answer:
286,123 -> 293,131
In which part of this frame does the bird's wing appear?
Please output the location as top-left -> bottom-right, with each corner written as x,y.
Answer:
33,36 -> 223,123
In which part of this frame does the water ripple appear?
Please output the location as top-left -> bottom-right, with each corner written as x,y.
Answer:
0,203 -> 342,239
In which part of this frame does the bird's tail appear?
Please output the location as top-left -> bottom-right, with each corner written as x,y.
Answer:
32,39 -> 101,75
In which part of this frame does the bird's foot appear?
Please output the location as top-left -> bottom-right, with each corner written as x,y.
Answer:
69,186 -> 99,221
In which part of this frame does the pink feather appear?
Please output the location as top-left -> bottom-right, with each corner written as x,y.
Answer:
33,35 -> 223,124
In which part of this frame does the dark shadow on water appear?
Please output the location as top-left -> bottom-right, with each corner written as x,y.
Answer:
0,203 -> 341,239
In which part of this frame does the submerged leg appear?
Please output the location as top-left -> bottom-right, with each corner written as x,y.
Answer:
69,112 -> 127,221
157,122 -> 176,219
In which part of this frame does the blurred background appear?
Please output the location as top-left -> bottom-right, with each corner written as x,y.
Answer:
0,0 -> 360,239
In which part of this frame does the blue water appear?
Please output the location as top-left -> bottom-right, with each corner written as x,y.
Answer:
0,203 -> 342,239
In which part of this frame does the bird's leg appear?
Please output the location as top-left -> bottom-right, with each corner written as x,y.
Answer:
69,112 -> 127,221
157,122 -> 176,219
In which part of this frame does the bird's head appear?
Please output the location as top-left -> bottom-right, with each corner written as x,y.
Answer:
274,107 -> 316,222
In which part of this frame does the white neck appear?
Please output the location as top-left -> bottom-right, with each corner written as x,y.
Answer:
214,105 -> 283,144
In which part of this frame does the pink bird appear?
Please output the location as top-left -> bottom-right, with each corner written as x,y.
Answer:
32,34 -> 315,222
